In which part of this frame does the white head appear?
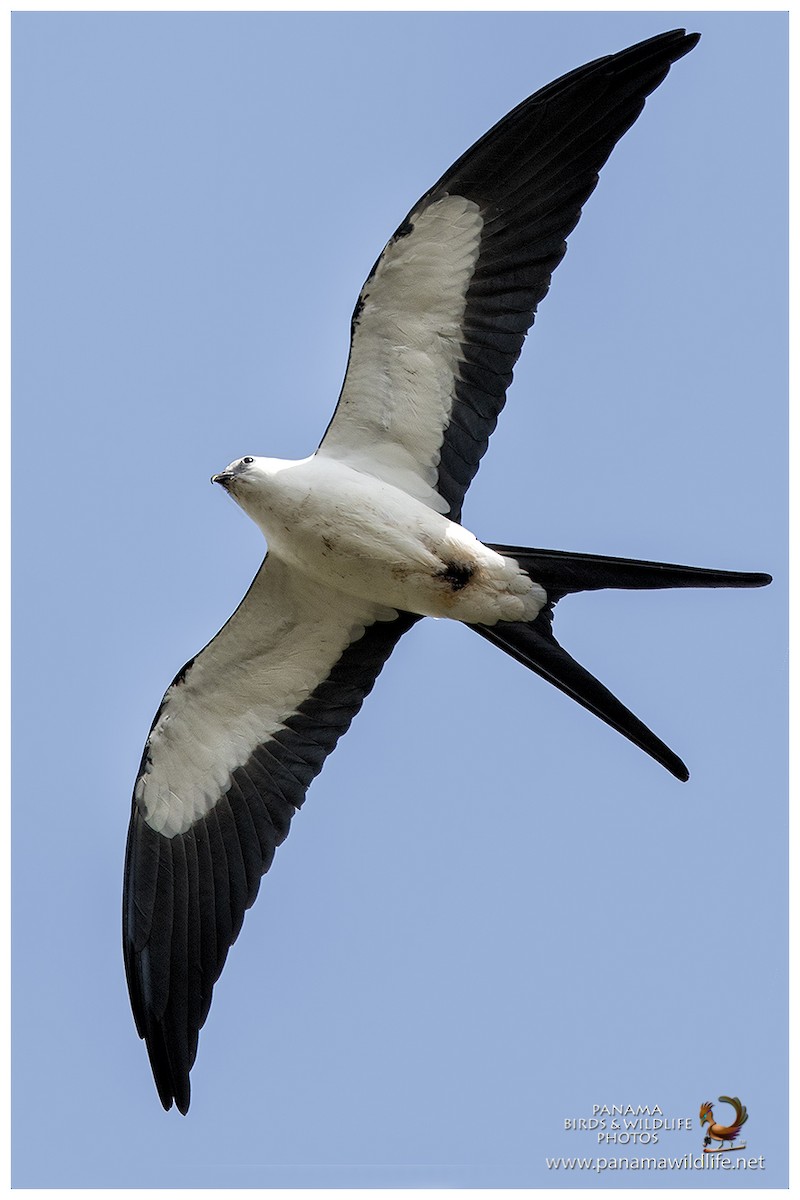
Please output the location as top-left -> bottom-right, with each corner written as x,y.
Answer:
211,454 -> 257,494
211,454 -> 302,532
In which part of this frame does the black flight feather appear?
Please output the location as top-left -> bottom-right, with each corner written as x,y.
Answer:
123,612 -> 417,1113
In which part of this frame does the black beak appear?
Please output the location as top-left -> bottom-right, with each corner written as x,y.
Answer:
211,472 -> 234,488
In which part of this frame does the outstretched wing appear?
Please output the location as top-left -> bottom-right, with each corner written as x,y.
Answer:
123,554 -> 417,1112
318,29 -> 699,520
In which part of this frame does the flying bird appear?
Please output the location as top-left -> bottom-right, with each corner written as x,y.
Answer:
124,29 -> 771,1113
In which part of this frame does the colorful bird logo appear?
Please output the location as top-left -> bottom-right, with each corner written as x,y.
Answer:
699,1096 -> 748,1152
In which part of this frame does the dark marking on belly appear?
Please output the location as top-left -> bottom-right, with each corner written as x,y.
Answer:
437,561 -> 475,591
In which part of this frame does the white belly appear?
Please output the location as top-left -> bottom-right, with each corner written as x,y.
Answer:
239,455 -> 546,625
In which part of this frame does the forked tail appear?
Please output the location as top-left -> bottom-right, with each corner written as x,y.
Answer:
473,545 -> 771,781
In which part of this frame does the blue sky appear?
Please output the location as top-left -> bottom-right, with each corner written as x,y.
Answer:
12,10 -> 787,1189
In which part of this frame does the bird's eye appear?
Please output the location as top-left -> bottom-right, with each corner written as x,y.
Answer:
242,457 -> 254,465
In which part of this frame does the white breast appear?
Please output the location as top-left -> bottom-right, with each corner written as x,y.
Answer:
239,455 -> 545,624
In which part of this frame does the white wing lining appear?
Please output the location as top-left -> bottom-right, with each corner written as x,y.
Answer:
135,555 -> 397,836
319,194 -> 483,509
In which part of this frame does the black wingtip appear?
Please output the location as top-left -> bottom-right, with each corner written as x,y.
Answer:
152,1060 -> 190,1114
155,1047 -> 191,1115
603,28 -> 700,73
644,28 -> 700,54
146,1037 -> 190,1114
681,31 -> 702,56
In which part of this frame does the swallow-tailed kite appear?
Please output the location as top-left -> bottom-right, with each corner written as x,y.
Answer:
124,29 -> 771,1113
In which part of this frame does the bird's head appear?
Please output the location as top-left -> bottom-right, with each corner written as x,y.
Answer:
211,455 -> 275,524
210,455 -> 259,493
211,454 -> 304,537
699,1102 -> 713,1126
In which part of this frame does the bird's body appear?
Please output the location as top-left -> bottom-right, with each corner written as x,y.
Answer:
124,29 -> 772,1113
216,454 -> 546,624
